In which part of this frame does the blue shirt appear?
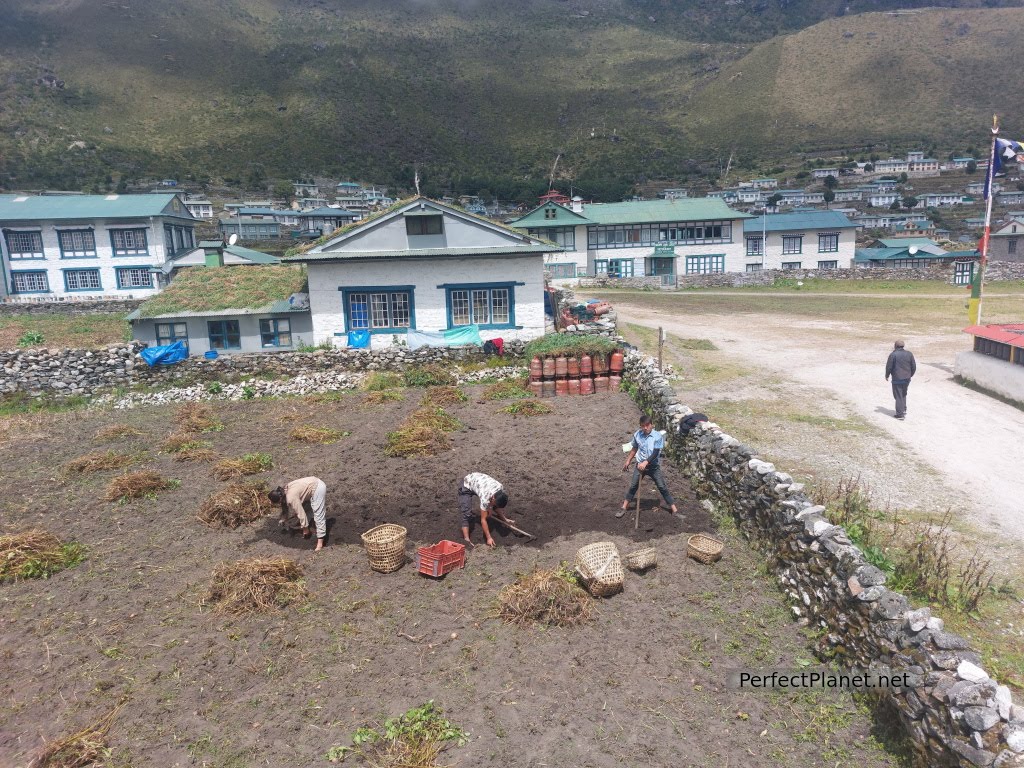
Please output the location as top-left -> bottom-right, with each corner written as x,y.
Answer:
632,429 -> 664,466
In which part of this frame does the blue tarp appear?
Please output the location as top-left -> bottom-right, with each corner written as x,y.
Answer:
347,329 -> 371,349
406,325 -> 483,350
140,341 -> 188,367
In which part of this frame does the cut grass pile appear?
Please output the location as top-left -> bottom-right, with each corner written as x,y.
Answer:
213,453 -> 273,481
204,556 -> 306,614
364,389 -> 405,405
28,703 -> 121,768
174,445 -> 218,463
63,450 -> 136,474
197,481 -> 272,528
290,425 -> 348,444
162,432 -> 208,453
104,471 -> 176,503
497,567 -> 593,627
0,529 -> 86,583
325,701 -> 469,767
420,386 -> 467,407
523,333 -> 619,360
93,424 -> 143,442
175,402 -> 223,434
384,407 -> 462,458
364,371 -> 403,391
482,379 -> 532,400
403,364 -> 456,387
501,400 -> 552,417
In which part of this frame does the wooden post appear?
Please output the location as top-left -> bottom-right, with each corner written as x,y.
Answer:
658,326 -> 665,372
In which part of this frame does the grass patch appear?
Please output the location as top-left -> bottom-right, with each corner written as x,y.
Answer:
175,403 -> 223,434
104,471 -> 176,503
138,265 -> 306,318
420,386 -> 467,407
0,393 -> 90,418
63,450 -> 136,474
325,701 -> 468,766
290,425 -> 348,444
364,372 -> 403,391
497,566 -> 594,627
481,378 -> 532,400
213,453 -> 273,480
0,313 -> 130,349
403,364 -> 456,387
0,529 -> 86,583
28,703 -> 122,768
93,424 -> 143,442
197,481 -> 273,529
204,556 -> 306,614
523,332 -> 619,360
364,389 -> 404,405
501,400 -> 552,417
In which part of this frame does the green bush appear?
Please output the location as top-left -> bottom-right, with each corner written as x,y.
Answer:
523,333 -> 618,360
402,364 -> 456,387
16,331 -> 44,348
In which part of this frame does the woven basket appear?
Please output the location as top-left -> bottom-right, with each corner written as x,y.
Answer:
686,533 -> 723,564
574,542 -> 624,597
361,524 -> 408,573
623,547 -> 657,572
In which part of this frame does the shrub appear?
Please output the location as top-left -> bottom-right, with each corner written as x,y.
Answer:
523,333 -> 618,360
16,330 -> 44,348
403,364 -> 456,387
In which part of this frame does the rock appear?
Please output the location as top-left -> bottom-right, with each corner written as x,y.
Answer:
996,686 -> 1013,720
965,706 -> 1002,731
959,661 -> 990,683
934,631 -> 971,650
847,576 -> 863,597
951,738 -> 997,767
1007,725 -> 1024,753
907,607 -> 931,632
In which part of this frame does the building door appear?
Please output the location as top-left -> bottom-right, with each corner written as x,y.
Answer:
953,261 -> 975,286
648,257 -> 676,286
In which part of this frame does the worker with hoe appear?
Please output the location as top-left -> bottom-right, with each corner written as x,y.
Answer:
270,477 -> 328,551
459,472 -> 514,548
620,413 -> 679,517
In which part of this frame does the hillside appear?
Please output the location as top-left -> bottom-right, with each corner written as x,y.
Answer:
0,0 -> 1022,197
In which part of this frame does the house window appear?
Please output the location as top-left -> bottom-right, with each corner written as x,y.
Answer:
818,233 -> 839,253
111,229 -> 149,255
4,231 -> 44,259
892,259 -> 925,269
535,227 -> 575,249
781,262 -> 802,270
116,267 -> 154,289
208,320 -> 241,350
11,271 -> 49,293
594,259 -> 608,275
782,236 -> 803,255
608,259 -> 633,278
817,260 -> 838,270
447,285 -> 513,328
685,255 -> 725,275
546,263 -> 577,279
544,208 -> 557,220
260,318 -> 292,347
155,322 -> 188,349
58,229 -> 96,258
405,215 -> 443,236
746,236 -> 763,256
745,263 -> 763,272
346,289 -> 413,331
1008,238 -> 1018,254
64,269 -> 102,291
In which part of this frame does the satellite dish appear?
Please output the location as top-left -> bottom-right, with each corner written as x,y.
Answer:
228,233 -> 238,246
908,245 -> 918,255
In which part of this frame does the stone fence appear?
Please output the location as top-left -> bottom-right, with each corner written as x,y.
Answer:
622,351 -> 1023,767
0,298 -> 142,316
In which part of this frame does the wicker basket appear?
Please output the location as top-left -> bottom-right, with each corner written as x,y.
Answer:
361,524 -> 408,573
574,542 -> 624,597
686,533 -> 723,564
623,547 -> 657,572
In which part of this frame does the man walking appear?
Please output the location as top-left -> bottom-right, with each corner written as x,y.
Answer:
620,414 -> 678,517
270,477 -> 328,551
885,339 -> 917,420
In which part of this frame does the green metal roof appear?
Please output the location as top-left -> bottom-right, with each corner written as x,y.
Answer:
877,238 -> 939,248
136,265 -> 306,318
581,198 -> 751,225
509,202 -> 593,228
0,193 -> 195,222
224,244 -> 280,264
290,244 -> 558,263
297,207 -> 357,218
744,211 -> 855,234
854,247 -> 953,262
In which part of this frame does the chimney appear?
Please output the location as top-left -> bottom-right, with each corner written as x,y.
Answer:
571,196 -> 584,214
203,239 -> 225,267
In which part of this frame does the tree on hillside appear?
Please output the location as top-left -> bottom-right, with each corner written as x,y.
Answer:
899,172 -> 908,183
864,163 -> 875,172
823,189 -> 835,209
766,193 -> 783,208
272,180 -> 293,202
966,160 -> 978,175
902,196 -> 918,210
823,174 -> 838,190
889,200 -> 902,211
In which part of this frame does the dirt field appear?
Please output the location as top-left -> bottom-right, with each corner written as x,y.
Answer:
0,389 -> 901,767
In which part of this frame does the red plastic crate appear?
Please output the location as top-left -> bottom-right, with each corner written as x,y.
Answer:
416,540 -> 466,578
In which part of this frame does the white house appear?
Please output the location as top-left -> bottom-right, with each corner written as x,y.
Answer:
743,211 -> 858,271
184,198 -> 214,219
286,197 -> 554,348
0,193 -> 197,300
812,168 -> 840,179
750,178 -> 779,189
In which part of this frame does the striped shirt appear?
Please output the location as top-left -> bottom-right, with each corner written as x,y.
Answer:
462,473 -> 504,512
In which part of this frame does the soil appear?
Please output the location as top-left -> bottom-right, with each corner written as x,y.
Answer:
0,389 -> 900,768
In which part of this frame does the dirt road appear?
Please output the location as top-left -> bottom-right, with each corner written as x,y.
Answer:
615,300 -> 1024,539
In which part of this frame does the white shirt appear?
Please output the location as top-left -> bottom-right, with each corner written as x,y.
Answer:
463,473 -> 504,511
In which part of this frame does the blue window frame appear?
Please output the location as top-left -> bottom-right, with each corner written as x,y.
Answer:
115,266 -> 154,290
208,320 -> 241,350
685,255 -> 725,275
339,285 -> 415,333
63,268 -> 102,292
58,229 -> 96,258
110,229 -> 149,256
439,281 -> 522,330
259,318 -> 292,347
156,322 -> 189,350
11,270 -> 49,294
4,231 -> 44,259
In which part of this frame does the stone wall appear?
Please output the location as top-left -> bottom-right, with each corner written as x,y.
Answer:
575,276 -> 664,290
0,299 -> 142,316
0,344 -> 143,397
622,351 -> 1023,768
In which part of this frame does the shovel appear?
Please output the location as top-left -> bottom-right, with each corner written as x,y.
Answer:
498,519 -> 536,542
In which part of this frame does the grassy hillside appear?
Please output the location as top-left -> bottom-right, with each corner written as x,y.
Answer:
0,0 -> 1022,197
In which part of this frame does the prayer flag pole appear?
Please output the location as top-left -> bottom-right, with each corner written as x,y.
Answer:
972,115 -> 1000,326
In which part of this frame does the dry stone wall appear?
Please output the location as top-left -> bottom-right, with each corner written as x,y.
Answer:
0,344 -> 143,396
0,299 -> 142,316
622,350 -> 1023,768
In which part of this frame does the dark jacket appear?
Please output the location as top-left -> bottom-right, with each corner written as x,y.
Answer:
885,348 -> 917,382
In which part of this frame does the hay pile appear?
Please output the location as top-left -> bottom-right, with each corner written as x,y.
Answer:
290,425 -> 347,444
93,424 -> 142,442
364,372 -> 403,391
420,386 -> 467,407
501,401 -> 552,417
363,389 -> 404,405
213,453 -> 273,481
175,402 -> 222,433
498,568 -> 593,627
63,451 -> 135,474
482,379 -> 532,401
28,704 -> 121,768
197,481 -> 272,528
0,529 -> 85,583
104,471 -> 175,502
205,556 -> 306,614
383,407 -> 461,458
403,364 -> 456,387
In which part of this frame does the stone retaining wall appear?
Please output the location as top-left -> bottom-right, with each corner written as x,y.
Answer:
622,351 -> 1023,767
0,299 -> 142,316
0,344 -> 143,397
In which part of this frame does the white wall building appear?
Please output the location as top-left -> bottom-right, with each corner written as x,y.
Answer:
742,211 -> 858,271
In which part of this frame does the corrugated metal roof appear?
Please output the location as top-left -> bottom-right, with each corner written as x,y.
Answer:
963,324 -> 1024,348
877,238 -> 939,248
290,244 -> 557,263
581,198 -> 750,225
509,202 -> 594,228
744,211 -> 856,234
297,207 -> 357,218
0,193 -> 194,221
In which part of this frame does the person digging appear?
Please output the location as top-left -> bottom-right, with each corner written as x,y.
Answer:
269,477 -> 328,551
620,413 -> 678,518
458,472 -> 514,548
